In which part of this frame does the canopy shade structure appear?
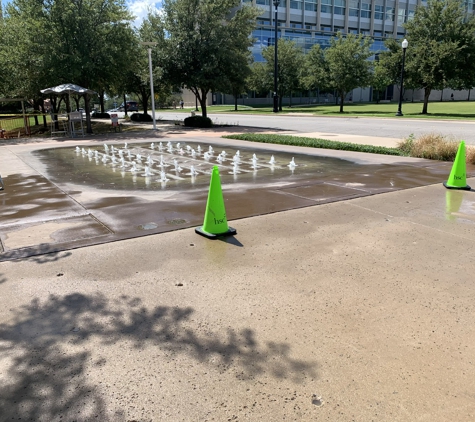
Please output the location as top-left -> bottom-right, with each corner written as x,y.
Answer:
40,83 -> 96,96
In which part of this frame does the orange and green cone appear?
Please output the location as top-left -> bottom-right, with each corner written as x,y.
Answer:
195,166 -> 236,239
443,141 -> 471,190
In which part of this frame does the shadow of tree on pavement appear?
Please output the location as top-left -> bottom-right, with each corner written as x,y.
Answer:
0,293 -> 317,420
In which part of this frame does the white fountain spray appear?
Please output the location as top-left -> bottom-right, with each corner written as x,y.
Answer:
173,159 -> 182,173
288,157 -> 297,169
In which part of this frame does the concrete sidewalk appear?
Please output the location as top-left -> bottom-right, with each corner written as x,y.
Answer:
1,129 -> 475,421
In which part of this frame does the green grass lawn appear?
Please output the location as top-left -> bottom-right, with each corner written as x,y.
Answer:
159,101 -> 475,120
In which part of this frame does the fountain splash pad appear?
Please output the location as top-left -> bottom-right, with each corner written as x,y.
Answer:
0,139 -> 466,261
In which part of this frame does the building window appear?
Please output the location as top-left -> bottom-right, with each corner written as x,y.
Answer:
321,25 -> 332,31
290,0 -> 303,9
256,0 -> 270,5
361,2 -> 371,18
385,6 -> 395,21
321,0 -> 332,13
397,8 -> 406,25
349,0 -> 359,16
305,0 -> 318,11
374,5 -> 384,20
291,22 -> 303,28
334,0 -> 345,15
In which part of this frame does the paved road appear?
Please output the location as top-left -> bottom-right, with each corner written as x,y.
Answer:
157,111 -> 475,144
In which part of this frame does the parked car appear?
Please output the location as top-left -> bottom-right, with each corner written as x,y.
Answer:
119,101 -> 139,112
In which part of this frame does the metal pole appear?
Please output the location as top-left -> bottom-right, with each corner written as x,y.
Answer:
396,46 -> 407,117
273,1 -> 279,113
147,47 -> 157,130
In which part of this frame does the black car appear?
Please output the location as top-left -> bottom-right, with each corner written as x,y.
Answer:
119,101 -> 139,112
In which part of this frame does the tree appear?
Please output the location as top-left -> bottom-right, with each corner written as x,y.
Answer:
1,0 -> 134,132
153,0 -> 259,118
310,32 -> 373,113
262,39 -> 305,109
401,0 -> 475,114
248,62 -> 272,98
372,60 -> 394,103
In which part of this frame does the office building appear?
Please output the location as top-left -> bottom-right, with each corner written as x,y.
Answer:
231,0 -> 475,104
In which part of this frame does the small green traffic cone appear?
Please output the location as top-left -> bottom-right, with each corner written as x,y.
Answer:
443,141 -> 471,190
195,166 -> 236,239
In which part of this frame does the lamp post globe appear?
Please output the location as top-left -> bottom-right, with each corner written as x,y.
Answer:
396,39 -> 408,117
273,0 -> 279,113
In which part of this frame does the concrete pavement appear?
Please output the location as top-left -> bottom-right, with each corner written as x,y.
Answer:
1,123 -> 475,421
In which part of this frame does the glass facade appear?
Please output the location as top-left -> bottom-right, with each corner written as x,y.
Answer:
248,0 -> 475,64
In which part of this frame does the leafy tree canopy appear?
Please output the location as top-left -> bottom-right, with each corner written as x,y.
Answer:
147,0 -> 259,117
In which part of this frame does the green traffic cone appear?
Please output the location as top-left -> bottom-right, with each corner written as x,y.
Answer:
443,141 -> 471,190
195,166 -> 236,239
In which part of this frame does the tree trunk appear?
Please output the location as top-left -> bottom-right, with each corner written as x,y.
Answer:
234,95 -> 238,111
99,91 -> 105,113
289,91 -> 292,108
84,94 -> 93,134
140,88 -> 149,115
468,89 -> 471,101
339,92 -> 345,112
422,87 -> 431,114
198,88 -> 208,117
123,94 -> 128,116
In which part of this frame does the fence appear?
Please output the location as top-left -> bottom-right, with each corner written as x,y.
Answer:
0,115 -> 31,138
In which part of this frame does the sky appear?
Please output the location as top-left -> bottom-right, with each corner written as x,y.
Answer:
1,0 -> 162,27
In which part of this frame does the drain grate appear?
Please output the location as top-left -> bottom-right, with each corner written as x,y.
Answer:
139,223 -> 158,230
167,219 -> 187,225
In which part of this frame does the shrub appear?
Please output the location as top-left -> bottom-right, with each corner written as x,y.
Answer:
184,115 -> 213,128
397,133 -> 475,163
92,112 -> 110,119
223,133 -> 403,156
130,113 -> 153,122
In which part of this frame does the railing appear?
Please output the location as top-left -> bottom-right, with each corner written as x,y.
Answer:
0,114 -> 51,139
0,115 -> 31,138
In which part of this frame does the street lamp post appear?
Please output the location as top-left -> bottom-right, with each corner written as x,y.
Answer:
273,0 -> 279,113
141,42 -> 158,129
396,38 -> 408,117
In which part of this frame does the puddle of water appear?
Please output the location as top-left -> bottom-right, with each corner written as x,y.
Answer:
35,142 -> 359,192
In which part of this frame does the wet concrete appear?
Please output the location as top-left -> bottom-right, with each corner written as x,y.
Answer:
0,138 -> 473,261
2,130 -> 475,421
